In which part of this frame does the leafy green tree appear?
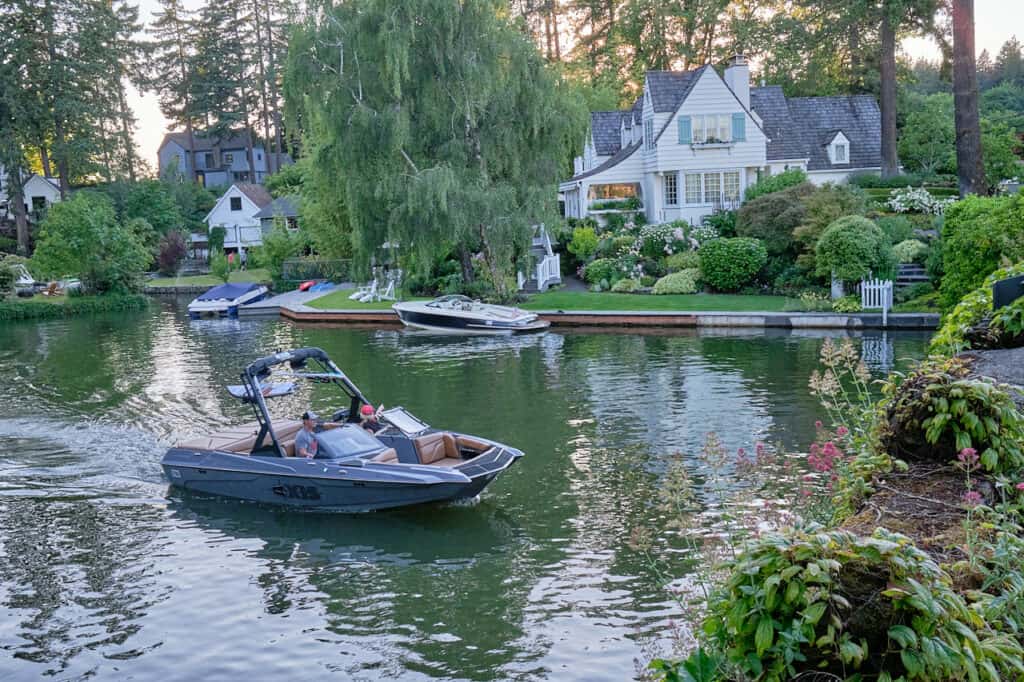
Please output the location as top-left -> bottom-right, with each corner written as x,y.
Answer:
261,219 -> 309,287
980,120 -> 1021,189
898,93 -> 956,174
285,0 -> 587,300
994,36 -> 1023,85
815,215 -> 895,284
210,251 -> 231,283
31,193 -> 150,294
148,0 -> 199,181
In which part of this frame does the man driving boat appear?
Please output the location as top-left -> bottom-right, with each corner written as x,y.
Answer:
360,404 -> 384,433
295,411 -> 319,458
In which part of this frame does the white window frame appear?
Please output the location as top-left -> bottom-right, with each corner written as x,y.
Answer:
684,173 -> 703,205
691,114 -> 735,144
663,172 -> 678,207
834,143 -> 847,163
644,119 -> 654,151
683,169 -> 743,205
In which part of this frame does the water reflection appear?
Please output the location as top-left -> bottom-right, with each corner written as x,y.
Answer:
0,302 -> 933,680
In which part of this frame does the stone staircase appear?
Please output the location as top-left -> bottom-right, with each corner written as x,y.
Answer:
896,263 -> 929,290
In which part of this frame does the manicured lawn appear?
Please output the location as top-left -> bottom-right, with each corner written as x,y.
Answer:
306,288 -> 429,310
522,290 -> 792,312
146,268 -> 271,288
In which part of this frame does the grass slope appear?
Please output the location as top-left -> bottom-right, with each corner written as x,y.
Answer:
147,268 -> 271,288
306,289 -> 429,310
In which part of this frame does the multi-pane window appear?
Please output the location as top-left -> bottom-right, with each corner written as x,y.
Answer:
644,119 -> 655,151
223,153 -> 234,164
723,172 -> 741,201
684,174 -> 702,204
664,173 -> 678,206
834,144 -> 847,162
230,197 -> 242,211
690,115 -> 734,143
703,172 -> 721,204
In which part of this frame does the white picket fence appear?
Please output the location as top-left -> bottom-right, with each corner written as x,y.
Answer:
860,278 -> 894,326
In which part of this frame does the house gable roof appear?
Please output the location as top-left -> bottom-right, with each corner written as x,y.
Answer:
159,128 -> 263,154
253,195 -> 300,220
749,86 -> 808,161
590,111 -> 625,156
646,68 -> 704,113
566,140 -> 643,183
204,183 -> 274,224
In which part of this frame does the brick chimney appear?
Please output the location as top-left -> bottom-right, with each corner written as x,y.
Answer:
724,54 -> 750,109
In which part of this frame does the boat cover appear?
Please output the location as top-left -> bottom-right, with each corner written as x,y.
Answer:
227,382 -> 296,401
196,282 -> 263,301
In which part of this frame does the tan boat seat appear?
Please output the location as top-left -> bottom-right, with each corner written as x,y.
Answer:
455,435 -> 493,453
414,432 -> 460,465
177,419 -> 305,454
371,448 -> 399,463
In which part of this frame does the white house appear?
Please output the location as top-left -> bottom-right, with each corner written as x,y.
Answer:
203,183 -> 273,253
561,56 -> 882,225
0,166 -> 62,221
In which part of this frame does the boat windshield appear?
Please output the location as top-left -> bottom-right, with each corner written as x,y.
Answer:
381,407 -> 430,435
426,295 -> 475,309
314,424 -> 386,459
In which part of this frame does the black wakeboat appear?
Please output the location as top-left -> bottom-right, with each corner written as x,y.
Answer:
392,295 -> 550,334
161,347 -> 523,511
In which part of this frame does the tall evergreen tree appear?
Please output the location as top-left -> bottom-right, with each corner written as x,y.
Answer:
951,0 -> 984,196
149,0 -> 199,181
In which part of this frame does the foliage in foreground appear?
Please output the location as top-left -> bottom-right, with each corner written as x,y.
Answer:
0,294 -> 150,321
742,168 -> 808,203
703,526 -> 1024,682
31,193 -> 150,294
930,262 -> 1024,355
699,238 -> 767,292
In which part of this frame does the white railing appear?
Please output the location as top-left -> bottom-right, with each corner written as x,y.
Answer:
536,253 -> 560,289
861,278 -> 894,326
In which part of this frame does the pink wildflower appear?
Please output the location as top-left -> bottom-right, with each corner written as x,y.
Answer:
822,441 -> 838,458
957,447 -> 979,469
962,490 -> 983,507
1016,482 -> 1024,491
737,447 -> 746,457
836,425 -> 849,437
814,420 -> 823,429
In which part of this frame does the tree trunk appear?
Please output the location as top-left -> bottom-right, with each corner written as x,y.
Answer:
173,16 -> 198,182
543,6 -> 553,60
52,117 -> 71,198
253,0 -> 274,174
879,12 -> 899,178
952,0 -> 986,196
459,245 -> 475,284
10,178 -> 29,255
39,147 -> 52,177
263,0 -> 283,172
550,1 -> 561,61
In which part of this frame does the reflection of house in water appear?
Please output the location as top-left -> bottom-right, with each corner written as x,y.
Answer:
860,333 -> 895,374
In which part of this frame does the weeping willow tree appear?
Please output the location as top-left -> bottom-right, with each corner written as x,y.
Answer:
284,0 -> 586,299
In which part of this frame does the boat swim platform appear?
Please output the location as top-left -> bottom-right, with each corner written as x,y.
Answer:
279,304 -> 939,330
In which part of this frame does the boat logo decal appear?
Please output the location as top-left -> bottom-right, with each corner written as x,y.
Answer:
272,484 -> 321,500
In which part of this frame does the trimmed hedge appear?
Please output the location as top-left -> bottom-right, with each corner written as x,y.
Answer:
0,294 -> 150,321
743,168 -> 808,202
652,269 -> 700,294
699,238 -> 767,292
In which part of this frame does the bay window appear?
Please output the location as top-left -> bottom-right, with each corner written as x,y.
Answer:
681,170 -> 744,205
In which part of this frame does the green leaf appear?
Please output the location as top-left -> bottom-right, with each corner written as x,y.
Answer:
755,616 -> 774,656
900,649 -> 924,677
803,601 -> 828,625
888,625 -> 919,649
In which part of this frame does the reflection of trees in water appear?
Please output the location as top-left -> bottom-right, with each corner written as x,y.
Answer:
167,496 -> 541,678
0,499 -> 167,675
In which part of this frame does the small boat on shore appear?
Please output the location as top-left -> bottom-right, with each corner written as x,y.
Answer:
187,282 -> 268,319
161,347 -> 523,511
392,295 -> 550,334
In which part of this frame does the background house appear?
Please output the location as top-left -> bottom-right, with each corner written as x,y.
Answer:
561,56 -> 882,226
0,166 -> 62,226
158,129 -> 293,187
203,183 -> 273,254
253,195 -> 300,234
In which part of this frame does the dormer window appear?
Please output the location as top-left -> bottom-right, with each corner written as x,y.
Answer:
828,132 -> 850,164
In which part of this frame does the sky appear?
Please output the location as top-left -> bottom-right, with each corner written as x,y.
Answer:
127,0 -> 1024,169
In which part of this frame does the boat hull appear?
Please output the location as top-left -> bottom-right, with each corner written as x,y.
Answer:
393,307 -> 550,335
161,444 -> 521,512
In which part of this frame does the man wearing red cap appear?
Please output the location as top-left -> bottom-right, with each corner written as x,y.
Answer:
359,404 -> 383,433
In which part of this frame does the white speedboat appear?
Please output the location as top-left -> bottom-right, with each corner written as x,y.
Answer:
392,295 -> 550,334
188,282 -> 268,319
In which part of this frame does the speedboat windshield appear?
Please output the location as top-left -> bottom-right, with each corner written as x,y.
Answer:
314,425 -> 386,459
381,407 -> 430,435
426,295 -> 475,309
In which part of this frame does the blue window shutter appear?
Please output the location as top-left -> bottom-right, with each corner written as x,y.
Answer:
678,116 -> 692,144
732,113 -> 746,142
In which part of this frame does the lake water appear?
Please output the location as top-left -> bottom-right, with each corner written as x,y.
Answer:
0,299 -> 931,680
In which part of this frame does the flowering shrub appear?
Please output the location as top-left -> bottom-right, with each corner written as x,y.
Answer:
689,224 -> 719,244
893,238 -> 930,264
582,257 -> 619,286
704,525 -> 1024,682
666,251 -> 701,273
699,238 -> 767,292
639,223 -> 689,259
652,269 -> 700,295
611,277 -> 640,293
831,294 -> 862,313
887,186 -> 956,215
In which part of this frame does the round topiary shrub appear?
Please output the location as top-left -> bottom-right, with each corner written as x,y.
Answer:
815,215 -> 895,283
706,525 -> 1024,682
893,239 -> 929,264
699,238 -> 767,292
582,257 -> 619,286
652,269 -> 700,295
611,278 -> 640,293
879,357 -> 1024,472
666,251 -> 701,273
